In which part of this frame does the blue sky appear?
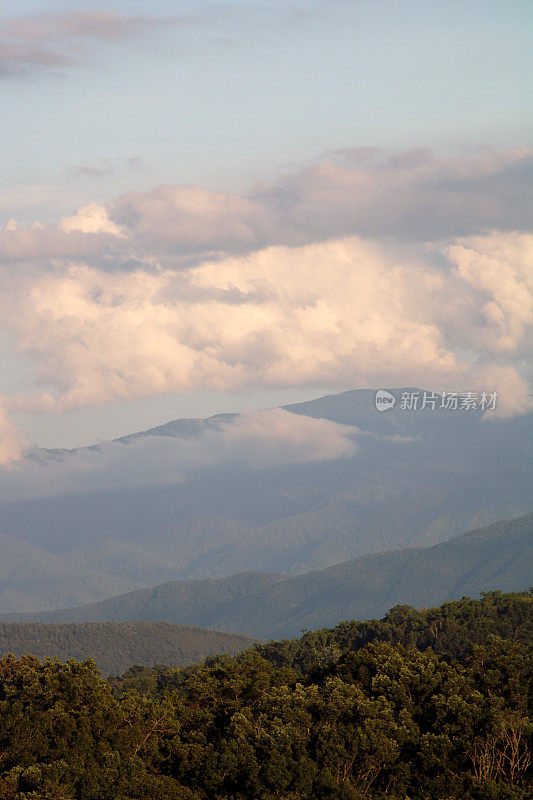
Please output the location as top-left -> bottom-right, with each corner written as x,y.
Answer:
0,1 -> 531,450
2,0 -> 532,220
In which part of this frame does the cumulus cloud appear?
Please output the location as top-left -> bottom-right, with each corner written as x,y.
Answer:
1,147 -> 530,274
107,147 -> 533,260
1,148 -> 530,272
0,206 -> 125,266
111,184 -> 262,258
0,148 -> 531,461
59,202 -> 124,236
447,231 -> 533,354
0,409 -> 358,501
0,238 -> 445,410
1,232 -> 531,434
0,10 -> 173,78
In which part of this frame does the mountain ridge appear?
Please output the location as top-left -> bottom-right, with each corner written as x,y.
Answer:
0,620 -> 256,677
4,513 -> 531,639
1,387 -> 531,613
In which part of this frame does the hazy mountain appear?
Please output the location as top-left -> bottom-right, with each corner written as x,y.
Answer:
0,620 -> 255,677
5,514 -> 531,639
0,531 -> 133,612
1,388 -> 531,612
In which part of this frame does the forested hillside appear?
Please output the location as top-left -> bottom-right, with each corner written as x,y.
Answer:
255,589 -> 533,672
0,621 -> 255,676
0,592 -> 530,799
10,513 -> 531,638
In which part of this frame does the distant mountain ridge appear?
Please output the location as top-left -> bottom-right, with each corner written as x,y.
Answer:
33,411 -> 240,460
0,620 -> 255,677
0,388 -> 533,613
1,387 -> 531,613
5,513 -> 531,639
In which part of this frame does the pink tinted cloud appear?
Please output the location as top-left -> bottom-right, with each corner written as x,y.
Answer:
0,10 -> 174,77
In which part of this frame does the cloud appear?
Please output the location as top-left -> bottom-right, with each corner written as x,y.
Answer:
1,232 -> 531,429
111,184 -> 262,257
0,214 -> 121,264
1,148 -> 530,271
447,231 -> 533,355
107,148 -> 533,259
59,202 -> 124,236
0,399 -> 24,465
0,238 -> 448,411
0,148 -> 531,460
0,409 -> 358,500
67,156 -> 145,179
0,3 -> 331,80
0,10 -> 172,78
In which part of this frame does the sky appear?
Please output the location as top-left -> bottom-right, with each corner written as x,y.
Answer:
0,0 -> 532,453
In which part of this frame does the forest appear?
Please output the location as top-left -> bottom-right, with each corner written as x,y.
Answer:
0,591 -> 531,799
0,621 -> 254,676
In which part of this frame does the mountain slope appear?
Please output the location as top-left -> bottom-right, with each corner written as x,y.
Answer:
6,514 -> 531,639
0,531 -> 134,613
0,620 -> 255,676
1,388 -> 531,613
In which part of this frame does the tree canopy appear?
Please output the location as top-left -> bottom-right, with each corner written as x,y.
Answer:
0,591 -> 531,799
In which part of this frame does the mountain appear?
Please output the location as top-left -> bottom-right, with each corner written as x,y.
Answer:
1,388 -> 531,612
0,530 -> 137,613
0,620 -> 255,677
5,514 -> 531,639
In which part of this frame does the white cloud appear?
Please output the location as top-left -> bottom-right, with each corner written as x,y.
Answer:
0,215 -> 119,263
0,148 -> 531,462
2,148 -> 530,270
0,409 -> 358,501
0,232 -> 530,444
447,231 -> 533,354
59,202 -> 124,236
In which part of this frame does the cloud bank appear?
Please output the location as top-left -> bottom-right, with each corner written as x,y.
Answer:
2,147 -> 530,268
0,148 -> 531,462
0,409 -> 358,502
110,146 -> 532,255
